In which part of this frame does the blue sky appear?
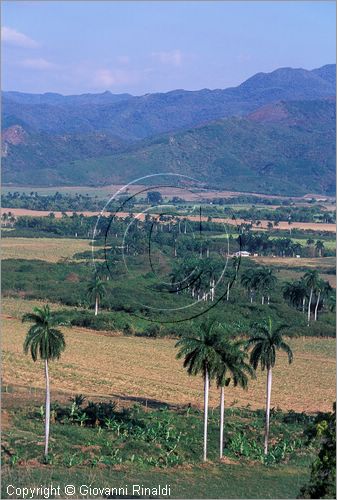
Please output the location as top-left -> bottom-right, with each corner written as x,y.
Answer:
2,1 -> 335,95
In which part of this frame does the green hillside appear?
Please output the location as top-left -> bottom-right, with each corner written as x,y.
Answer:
6,99 -> 332,195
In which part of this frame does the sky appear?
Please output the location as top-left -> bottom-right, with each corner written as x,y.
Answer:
2,1 -> 336,95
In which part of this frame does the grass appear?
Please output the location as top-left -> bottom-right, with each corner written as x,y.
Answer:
2,390 -> 317,499
2,298 -> 335,412
1,462 -> 311,499
1,238 -> 97,263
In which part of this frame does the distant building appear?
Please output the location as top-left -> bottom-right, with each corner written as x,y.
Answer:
235,251 -> 251,257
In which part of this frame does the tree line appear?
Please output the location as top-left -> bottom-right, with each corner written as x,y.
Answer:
22,307 -> 292,464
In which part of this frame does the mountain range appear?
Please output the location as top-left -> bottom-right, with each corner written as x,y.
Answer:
2,64 -> 336,195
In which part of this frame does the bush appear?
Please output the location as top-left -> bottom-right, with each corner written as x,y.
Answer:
299,404 -> 336,498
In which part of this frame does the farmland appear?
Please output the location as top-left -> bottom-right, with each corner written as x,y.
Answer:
2,297 -> 335,412
1,237 -> 98,262
3,207 -> 336,232
1,191 -> 335,499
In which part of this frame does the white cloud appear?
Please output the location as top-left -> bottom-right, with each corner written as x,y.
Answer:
20,58 -> 57,70
151,49 -> 183,67
93,68 -> 138,88
2,26 -> 39,48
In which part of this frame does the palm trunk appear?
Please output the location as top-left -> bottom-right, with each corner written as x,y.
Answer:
203,368 -> 209,462
219,386 -> 225,459
44,359 -> 50,460
302,297 -> 306,313
307,288 -> 313,326
264,367 -> 272,455
226,283 -> 230,301
314,291 -> 321,321
95,296 -> 99,316
261,295 -> 265,305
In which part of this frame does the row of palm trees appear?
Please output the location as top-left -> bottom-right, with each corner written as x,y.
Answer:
176,318 -> 293,460
240,267 -> 277,305
22,304 -> 293,463
283,270 -> 333,326
87,266 -> 334,325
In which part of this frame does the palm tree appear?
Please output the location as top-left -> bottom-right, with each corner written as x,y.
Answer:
327,290 -> 336,312
303,270 -> 320,326
315,240 -> 325,258
282,280 -> 307,313
215,339 -> 254,459
246,318 -> 293,455
225,257 -> 239,301
314,280 -> 333,320
176,320 -> 221,461
257,268 -> 277,305
241,269 -> 258,303
87,274 -> 106,315
22,305 -> 66,460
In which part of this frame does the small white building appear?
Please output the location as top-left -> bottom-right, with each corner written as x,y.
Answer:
235,251 -> 251,257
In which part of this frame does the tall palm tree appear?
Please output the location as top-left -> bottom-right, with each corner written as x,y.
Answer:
315,240 -> 325,258
282,280 -> 307,313
327,289 -> 336,312
314,280 -> 332,321
241,269 -> 257,303
215,339 -> 254,459
246,318 -> 293,455
176,320 -> 221,461
22,305 -> 66,460
257,268 -> 277,305
303,270 -> 320,326
87,274 -> 106,315
226,256 -> 240,301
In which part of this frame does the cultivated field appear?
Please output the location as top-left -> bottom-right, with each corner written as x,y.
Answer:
2,298 -> 335,413
2,237 -> 95,262
252,256 -> 335,269
3,207 -> 336,233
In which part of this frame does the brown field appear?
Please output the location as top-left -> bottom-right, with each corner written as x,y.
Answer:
3,207 -> 336,233
275,268 -> 336,288
2,208 -> 102,218
2,298 -> 335,413
252,256 -> 335,269
253,256 -> 336,288
1,237 -> 95,262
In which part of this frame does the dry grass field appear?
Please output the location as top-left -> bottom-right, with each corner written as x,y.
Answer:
2,237 -> 95,262
252,256 -> 335,269
2,298 -> 335,413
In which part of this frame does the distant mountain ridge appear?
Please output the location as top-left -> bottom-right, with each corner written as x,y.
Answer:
2,64 -> 336,195
3,64 -> 335,138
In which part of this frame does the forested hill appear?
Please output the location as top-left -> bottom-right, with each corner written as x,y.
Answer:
2,64 -> 336,194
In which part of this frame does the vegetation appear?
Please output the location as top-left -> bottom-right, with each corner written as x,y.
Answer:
299,404 -> 336,499
2,188 -> 335,498
246,319 -> 293,455
22,305 -> 66,459
87,274 -> 106,316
